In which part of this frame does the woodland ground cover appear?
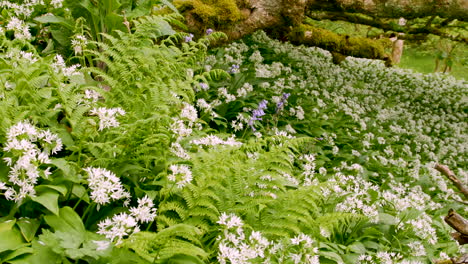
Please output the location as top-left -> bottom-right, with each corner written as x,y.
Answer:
0,1 -> 467,264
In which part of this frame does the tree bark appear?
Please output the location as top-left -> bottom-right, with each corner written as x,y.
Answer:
178,0 -> 468,60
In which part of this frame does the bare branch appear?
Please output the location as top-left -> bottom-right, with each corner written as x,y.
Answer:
435,164 -> 468,200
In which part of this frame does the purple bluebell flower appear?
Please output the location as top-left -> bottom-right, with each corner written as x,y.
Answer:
229,64 -> 240,74
249,100 -> 268,131
275,93 -> 291,113
206,28 -> 214,35
184,33 -> 194,43
199,82 -> 209,90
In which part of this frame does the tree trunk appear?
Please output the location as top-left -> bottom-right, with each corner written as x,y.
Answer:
177,0 -> 468,60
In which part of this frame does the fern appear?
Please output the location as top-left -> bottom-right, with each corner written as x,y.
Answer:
123,224 -> 208,263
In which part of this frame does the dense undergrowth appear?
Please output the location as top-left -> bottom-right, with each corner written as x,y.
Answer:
0,1 -> 467,264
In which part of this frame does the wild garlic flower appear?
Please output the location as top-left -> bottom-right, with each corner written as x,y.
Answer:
6,17 -> 31,40
89,107 -> 125,131
236,82 -> 253,97
84,167 -> 131,205
52,55 -> 81,77
170,142 -> 190,160
190,135 -> 242,147
129,195 -> 157,223
71,35 -> 87,55
2,121 -> 62,202
180,102 -> 197,122
19,51 -> 38,64
170,118 -> 193,137
97,212 -> 140,245
167,164 -> 193,188
92,240 -> 111,251
50,0 -> 63,8
217,212 -> 243,229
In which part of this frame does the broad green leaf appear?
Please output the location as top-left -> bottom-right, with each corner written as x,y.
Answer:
16,218 -> 41,242
347,241 -> 366,254
34,15 -> 74,30
162,254 -> 205,264
378,212 -> 397,225
1,246 -> 33,262
319,251 -> 344,263
37,184 -> 68,196
10,239 -> 61,264
0,223 -> 26,253
0,219 -> 16,232
72,184 -> 90,203
31,190 -> 60,215
44,207 -> 86,238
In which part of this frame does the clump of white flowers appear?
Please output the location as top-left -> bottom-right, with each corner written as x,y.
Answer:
97,195 -> 157,245
129,195 -> 157,223
170,142 -> 191,160
167,164 -> 193,188
1,121 -> 63,202
217,213 -> 320,264
71,35 -> 88,55
300,154 -> 316,186
6,17 -> 31,40
52,55 -> 81,77
190,135 -> 242,147
89,107 -> 126,131
171,102 -> 198,139
84,167 -> 131,206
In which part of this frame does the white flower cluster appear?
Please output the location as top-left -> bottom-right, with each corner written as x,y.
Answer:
406,213 -> 438,245
217,213 -> 320,264
190,135 -> 242,147
97,195 -> 157,245
236,82 -> 253,97
71,35 -> 87,55
1,121 -> 62,202
52,55 -> 81,77
4,49 -> 38,66
171,102 -> 198,139
180,102 -> 197,122
84,167 -> 131,206
217,213 -> 270,264
50,0 -> 63,8
167,164 -> 193,188
89,107 -> 126,131
129,195 -> 157,223
300,154 -> 316,186
6,17 -> 31,40
169,142 -> 190,160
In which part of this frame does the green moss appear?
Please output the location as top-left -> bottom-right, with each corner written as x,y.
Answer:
174,0 -> 242,27
290,24 -> 387,60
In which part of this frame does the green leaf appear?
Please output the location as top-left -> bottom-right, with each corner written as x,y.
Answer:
162,254 -> 205,264
72,184 -> 90,203
37,185 -> 68,196
0,220 -> 26,253
34,15 -> 74,30
51,159 -> 80,182
319,251 -> 344,263
347,241 -> 366,254
31,190 -> 60,215
44,207 -> 86,239
378,212 -> 397,225
16,218 -> 41,242
10,239 -> 61,264
1,246 -> 33,262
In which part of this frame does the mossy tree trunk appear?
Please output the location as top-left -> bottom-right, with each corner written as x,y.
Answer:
177,0 -> 468,60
